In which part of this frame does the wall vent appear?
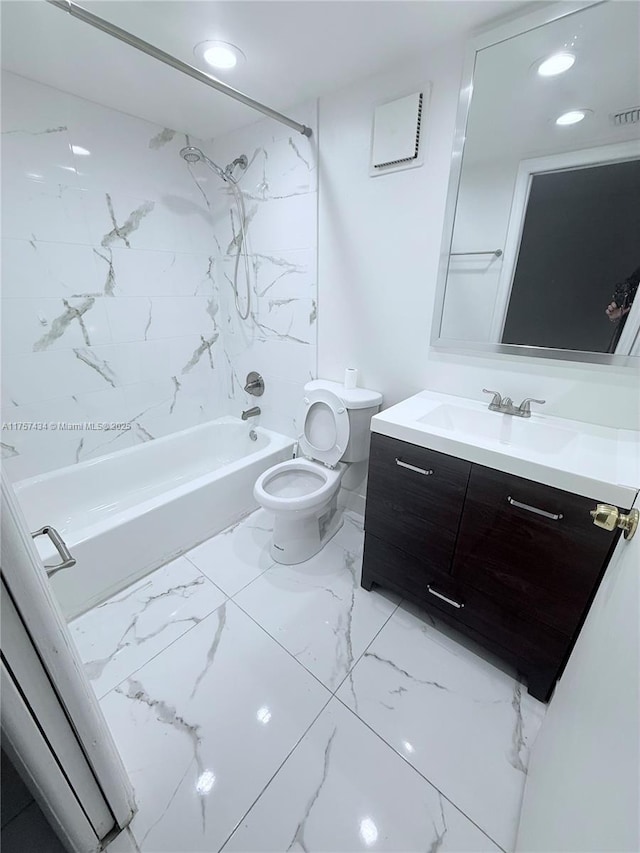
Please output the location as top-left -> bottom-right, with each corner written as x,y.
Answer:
370,90 -> 427,176
373,93 -> 423,169
611,107 -> 640,126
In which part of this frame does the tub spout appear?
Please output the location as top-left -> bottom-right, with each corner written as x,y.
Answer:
241,406 -> 261,420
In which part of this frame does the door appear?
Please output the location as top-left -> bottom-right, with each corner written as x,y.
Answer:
516,496 -> 639,852
1,472 -> 136,850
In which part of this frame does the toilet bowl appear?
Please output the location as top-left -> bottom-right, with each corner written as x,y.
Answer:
254,380 -> 382,564
254,458 -> 346,564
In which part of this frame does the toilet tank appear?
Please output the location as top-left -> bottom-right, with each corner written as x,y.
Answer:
304,380 -> 383,463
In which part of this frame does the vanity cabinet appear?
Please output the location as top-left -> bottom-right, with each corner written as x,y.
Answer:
362,433 -> 624,701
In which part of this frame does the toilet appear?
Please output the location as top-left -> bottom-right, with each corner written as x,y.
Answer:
254,379 -> 382,564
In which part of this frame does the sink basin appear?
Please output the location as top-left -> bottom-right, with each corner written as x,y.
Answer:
418,404 -> 578,454
370,389 -> 639,507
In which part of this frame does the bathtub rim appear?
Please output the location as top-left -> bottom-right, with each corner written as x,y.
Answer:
14,415 -> 289,493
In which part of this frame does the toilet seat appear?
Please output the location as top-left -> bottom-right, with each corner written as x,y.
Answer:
254,458 -> 344,513
299,388 -> 350,468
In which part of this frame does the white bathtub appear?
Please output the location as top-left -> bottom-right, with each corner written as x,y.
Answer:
15,417 -> 293,619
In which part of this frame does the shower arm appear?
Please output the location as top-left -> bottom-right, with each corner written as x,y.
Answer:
45,0 -> 313,138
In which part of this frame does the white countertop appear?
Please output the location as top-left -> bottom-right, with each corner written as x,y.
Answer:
371,390 -> 640,507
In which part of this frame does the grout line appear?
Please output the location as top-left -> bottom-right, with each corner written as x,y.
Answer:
333,694 -> 509,853
231,598 -> 333,695
95,591 -> 230,702
330,594 -> 402,698
88,512 -> 270,700
226,559 -> 278,599
217,692 -> 334,852
230,551 -> 389,697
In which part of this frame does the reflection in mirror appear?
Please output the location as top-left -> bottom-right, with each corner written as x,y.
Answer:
501,157 -> 639,353
439,1 -> 640,360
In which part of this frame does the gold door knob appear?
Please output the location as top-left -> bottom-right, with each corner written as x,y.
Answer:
590,504 -> 639,540
590,504 -> 619,531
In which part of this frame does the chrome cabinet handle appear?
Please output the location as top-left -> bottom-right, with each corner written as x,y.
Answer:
395,458 -> 434,476
31,526 -> 76,576
427,585 -> 464,609
507,496 -> 563,521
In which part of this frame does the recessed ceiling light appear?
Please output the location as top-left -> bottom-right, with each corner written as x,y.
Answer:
555,109 -> 588,126
71,145 -> 91,156
537,52 -> 575,77
193,40 -> 245,71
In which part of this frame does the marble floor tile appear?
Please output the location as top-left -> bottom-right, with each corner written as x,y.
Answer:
224,697 -> 500,853
70,557 -> 226,699
100,600 -> 330,853
336,605 -> 546,852
234,513 -> 399,692
184,509 -> 275,596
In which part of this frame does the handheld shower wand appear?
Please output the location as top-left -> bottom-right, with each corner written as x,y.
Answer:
180,146 -> 252,320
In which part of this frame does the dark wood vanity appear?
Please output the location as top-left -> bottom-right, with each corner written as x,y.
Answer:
361,432 -> 627,701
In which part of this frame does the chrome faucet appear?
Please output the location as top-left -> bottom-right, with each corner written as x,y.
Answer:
241,406 -> 261,420
482,389 -> 545,418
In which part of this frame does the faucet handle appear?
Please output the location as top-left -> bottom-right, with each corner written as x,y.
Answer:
482,389 -> 503,407
517,397 -> 546,417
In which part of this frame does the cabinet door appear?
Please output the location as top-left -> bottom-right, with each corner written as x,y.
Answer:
363,534 -> 567,673
451,465 -> 622,634
365,433 -> 470,574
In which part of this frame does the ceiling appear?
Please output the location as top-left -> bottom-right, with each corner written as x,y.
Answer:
2,0 -> 524,140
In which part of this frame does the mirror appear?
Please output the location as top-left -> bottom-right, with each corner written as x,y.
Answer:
434,1 -> 640,364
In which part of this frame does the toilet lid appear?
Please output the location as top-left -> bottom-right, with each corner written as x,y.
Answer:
299,388 -> 350,468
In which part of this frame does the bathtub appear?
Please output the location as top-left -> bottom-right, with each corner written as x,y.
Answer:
15,417 -> 293,619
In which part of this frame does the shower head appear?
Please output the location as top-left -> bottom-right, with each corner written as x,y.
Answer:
179,146 -> 248,185
180,145 -> 203,164
180,145 -> 230,182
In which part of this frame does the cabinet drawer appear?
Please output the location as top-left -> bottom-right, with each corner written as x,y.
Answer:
451,466 -> 622,635
362,534 -> 568,669
365,433 -> 471,573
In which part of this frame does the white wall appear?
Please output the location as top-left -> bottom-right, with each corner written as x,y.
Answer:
317,42 -> 640,430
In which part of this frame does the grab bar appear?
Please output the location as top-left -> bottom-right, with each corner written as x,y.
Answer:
507,496 -> 563,521
31,526 -> 76,576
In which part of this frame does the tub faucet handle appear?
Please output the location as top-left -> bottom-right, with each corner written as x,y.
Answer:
244,372 -> 264,396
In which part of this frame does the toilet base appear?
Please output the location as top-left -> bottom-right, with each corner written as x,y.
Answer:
270,497 -> 344,565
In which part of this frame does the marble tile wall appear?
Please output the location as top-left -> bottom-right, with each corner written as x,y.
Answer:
200,101 -> 318,438
1,72 -> 317,480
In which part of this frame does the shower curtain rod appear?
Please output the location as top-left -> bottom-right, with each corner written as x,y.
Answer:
45,0 -> 313,137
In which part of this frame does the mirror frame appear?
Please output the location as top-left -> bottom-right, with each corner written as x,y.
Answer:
430,0 -> 639,367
